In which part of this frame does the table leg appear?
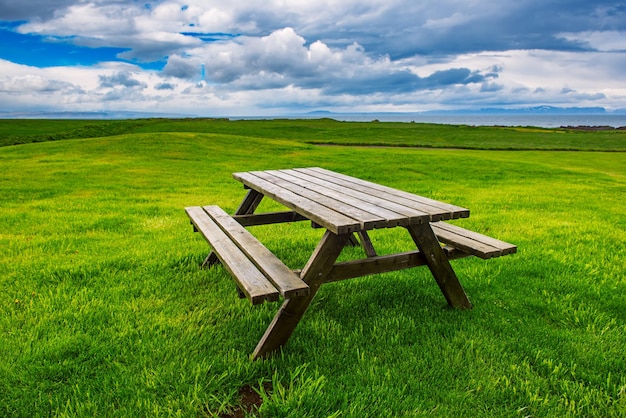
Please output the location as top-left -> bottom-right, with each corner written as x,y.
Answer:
251,230 -> 351,360
347,234 -> 360,247
201,252 -> 219,268
347,231 -> 376,257
406,223 -> 473,309
235,189 -> 264,215
358,231 -> 377,257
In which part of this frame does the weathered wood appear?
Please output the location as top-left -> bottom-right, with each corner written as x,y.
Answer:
204,206 -> 309,299
204,185 -> 264,265
233,211 -> 308,227
233,171 -> 361,234
303,167 -> 470,221
431,222 -> 517,259
406,223 -> 473,309
185,206 -> 279,304
347,233 -> 360,247
252,231 -> 351,360
357,231 -> 377,257
252,171 -> 391,230
326,248 -> 471,282
265,169 -> 415,227
202,252 -> 219,268
289,168 -> 429,224
235,189 -> 264,215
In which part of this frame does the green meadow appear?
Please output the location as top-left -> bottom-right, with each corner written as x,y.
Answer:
1,119 -> 625,417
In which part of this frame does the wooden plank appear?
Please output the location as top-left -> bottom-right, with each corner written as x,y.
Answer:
357,231 -> 377,257
202,252 -> 219,268
233,211 -> 308,226
266,169 -> 414,227
296,167 -> 454,220
233,171 -> 361,234
235,189 -> 264,215
347,233 -> 360,247
185,206 -> 279,304
407,223 -> 472,309
253,171 -> 389,229
204,206 -> 309,299
431,222 -> 517,259
432,224 -> 500,259
203,186 -> 264,268
326,249 -> 471,282
289,168 -> 429,224
309,166 -> 469,218
303,167 -> 470,220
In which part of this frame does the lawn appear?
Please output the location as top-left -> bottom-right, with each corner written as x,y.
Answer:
0,120 -> 625,416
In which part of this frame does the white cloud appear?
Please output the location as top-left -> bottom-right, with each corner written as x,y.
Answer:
0,74 -> 81,94
17,3 -> 138,38
2,1 -> 626,114
412,49 -> 626,109
558,31 -> 626,52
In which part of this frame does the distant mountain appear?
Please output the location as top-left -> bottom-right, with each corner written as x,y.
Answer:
305,106 -> 615,116
306,110 -> 334,115
426,106 -> 608,115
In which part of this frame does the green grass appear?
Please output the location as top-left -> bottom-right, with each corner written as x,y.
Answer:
1,120 -> 625,416
2,117 -> 625,151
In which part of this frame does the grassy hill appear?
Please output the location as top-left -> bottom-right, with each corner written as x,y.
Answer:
0,120 -> 624,416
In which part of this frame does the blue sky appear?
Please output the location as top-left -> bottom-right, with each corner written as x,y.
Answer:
1,0 -> 626,116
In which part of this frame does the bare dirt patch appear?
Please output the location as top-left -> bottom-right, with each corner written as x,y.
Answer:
220,383 -> 272,418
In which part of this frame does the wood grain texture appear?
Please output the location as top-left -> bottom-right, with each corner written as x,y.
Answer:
186,206 -> 280,304
431,222 -> 517,259
203,205 -> 309,299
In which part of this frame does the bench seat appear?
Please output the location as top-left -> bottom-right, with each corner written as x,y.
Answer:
185,205 -> 309,305
431,222 -> 517,259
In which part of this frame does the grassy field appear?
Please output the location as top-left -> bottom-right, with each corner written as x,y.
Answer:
1,119 -> 625,416
2,117 -> 626,151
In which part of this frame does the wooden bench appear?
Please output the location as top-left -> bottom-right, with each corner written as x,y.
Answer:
185,205 -> 309,305
431,222 -> 517,259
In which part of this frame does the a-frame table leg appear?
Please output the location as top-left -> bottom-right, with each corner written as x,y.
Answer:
406,223 -> 473,309
357,231 -> 377,257
235,189 -> 264,216
251,230 -> 351,360
347,231 -> 376,257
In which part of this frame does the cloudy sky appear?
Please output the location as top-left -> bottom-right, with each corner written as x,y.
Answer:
1,0 -> 626,116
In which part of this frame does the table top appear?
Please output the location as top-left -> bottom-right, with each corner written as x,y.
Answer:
233,167 -> 469,234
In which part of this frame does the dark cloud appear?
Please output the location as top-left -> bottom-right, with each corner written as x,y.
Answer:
480,82 -> 504,93
0,0 -> 76,20
155,82 -> 176,90
0,0 -> 129,21
296,1 -> 626,59
99,71 -> 146,88
423,69 -> 484,88
162,56 -> 201,79
318,68 -> 487,95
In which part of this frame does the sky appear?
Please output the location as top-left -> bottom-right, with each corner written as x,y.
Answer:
1,0 -> 626,117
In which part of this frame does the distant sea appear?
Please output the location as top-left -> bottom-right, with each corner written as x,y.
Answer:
280,113 -> 626,128
4,110 -> 626,128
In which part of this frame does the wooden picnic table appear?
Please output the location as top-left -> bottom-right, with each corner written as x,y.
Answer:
186,167 -> 516,359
